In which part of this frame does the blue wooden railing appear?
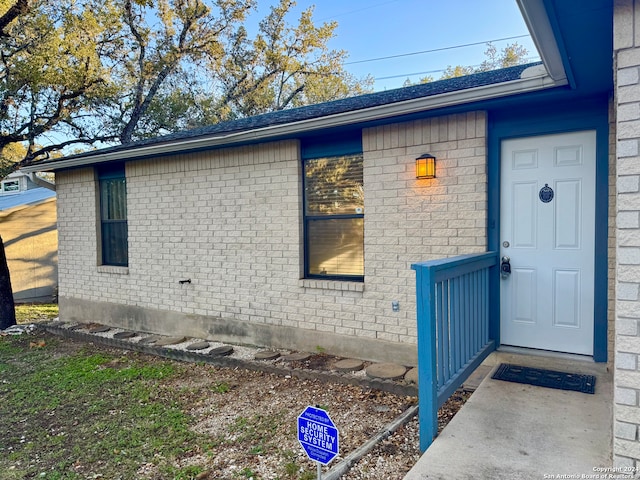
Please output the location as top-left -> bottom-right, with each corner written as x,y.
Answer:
411,252 -> 498,451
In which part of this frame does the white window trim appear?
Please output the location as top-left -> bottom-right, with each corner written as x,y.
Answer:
1,179 -> 20,193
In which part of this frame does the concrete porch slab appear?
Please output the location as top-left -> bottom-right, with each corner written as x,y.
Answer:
405,350 -> 612,479
462,364 -> 493,391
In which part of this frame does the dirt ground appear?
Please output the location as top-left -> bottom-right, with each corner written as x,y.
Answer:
0,329 -> 469,480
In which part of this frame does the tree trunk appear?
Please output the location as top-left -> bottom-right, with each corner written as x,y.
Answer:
0,235 -> 16,329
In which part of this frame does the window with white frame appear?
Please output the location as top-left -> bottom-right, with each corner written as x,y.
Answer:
1,180 -> 19,193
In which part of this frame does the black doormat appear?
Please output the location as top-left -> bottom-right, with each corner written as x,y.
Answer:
491,363 -> 596,394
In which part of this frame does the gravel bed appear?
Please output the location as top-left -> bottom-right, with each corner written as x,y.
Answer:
41,320 -> 470,479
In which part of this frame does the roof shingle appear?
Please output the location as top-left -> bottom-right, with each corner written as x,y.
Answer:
31,62 -> 540,164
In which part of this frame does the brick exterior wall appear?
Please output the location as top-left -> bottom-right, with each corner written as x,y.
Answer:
56,112 -> 487,364
56,168 -> 99,296
611,99 -> 618,372
362,112 -> 488,343
614,0 -> 640,467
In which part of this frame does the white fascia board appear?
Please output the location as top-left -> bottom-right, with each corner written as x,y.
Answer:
21,71 -> 566,174
25,173 -> 56,191
517,0 -> 567,83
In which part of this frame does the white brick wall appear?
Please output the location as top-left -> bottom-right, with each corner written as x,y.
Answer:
362,112 -> 488,344
56,113 -> 487,364
614,0 -> 640,467
56,168 -> 100,298
611,99 -> 619,370
115,142 -> 300,323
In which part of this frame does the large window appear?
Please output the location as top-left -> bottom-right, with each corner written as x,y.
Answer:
98,164 -> 128,266
304,153 -> 364,280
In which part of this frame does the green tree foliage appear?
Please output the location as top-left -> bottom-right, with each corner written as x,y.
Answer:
206,0 -> 372,122
112,0 -> 255,143
412,42 -> 529,84
0,5 -> 526,328
0,142 -> 26,178
0,0 -> 371,327
476,42 -> 529,72
440,64 -> 476,80
0,0 -> 122,165
0,0 -> 371,164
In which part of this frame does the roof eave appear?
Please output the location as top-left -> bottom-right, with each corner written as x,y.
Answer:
516,0 -> 569,84
21,69 -> 566,173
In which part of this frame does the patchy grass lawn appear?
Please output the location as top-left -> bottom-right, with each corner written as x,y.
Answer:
0,332 -> 419,480
14,303 -> 59,323
0,334 -> 202,479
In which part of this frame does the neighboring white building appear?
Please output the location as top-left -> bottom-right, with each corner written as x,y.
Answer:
0,171 -> 48,196
0,172 -> 57,302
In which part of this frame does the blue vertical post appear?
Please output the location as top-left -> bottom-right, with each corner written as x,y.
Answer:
436,281 -> 444,389
451,277 -> 461,373
463,273 -> 471,360
483,269 -> 490,344
412,263 -> 438,452
476,272 -> 480,350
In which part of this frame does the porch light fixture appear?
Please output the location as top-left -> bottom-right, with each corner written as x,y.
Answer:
416,154 -> 436,179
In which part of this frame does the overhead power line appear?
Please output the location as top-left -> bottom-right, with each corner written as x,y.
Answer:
373,54 -> 541,82
376,69 -> 447,81
345,34 -> 531,66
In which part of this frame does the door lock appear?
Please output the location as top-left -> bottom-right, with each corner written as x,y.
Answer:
500,256 -> 511,278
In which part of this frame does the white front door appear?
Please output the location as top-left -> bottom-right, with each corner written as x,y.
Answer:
500,131 -> 596,355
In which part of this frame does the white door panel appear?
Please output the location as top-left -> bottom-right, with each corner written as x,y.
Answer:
512,182 -> 537,248
500,131 -> 595,355
511,268 -> 536,324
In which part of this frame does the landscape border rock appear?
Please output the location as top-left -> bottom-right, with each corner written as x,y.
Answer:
208,345 -> 234,356
334,359 -> 365,372
1,324 -> 37,335
366,363 -> 407,380
254,350 -> 281,360
41,323 -> 418,398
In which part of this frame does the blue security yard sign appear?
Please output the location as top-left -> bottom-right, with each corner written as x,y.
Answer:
297,406 -> 339,465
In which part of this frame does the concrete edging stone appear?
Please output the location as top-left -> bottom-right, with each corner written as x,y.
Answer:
42,324 -> 418,397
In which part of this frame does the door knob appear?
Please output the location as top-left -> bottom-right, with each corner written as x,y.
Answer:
500,256 -> 511,278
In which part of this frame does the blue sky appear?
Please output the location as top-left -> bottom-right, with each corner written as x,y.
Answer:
250,0 -> 539,91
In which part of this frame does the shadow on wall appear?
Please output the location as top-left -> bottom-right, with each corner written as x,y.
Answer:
0,199 -> 58,302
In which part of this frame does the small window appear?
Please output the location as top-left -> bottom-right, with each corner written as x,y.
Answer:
2,180 -> 19,193
304,153 -> 364,280
98,165 -> 128,266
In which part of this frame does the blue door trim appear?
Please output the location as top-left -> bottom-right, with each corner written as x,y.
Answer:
487,97 -> 610,362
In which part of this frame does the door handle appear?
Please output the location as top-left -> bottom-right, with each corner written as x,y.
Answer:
500,256 -> 511,279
